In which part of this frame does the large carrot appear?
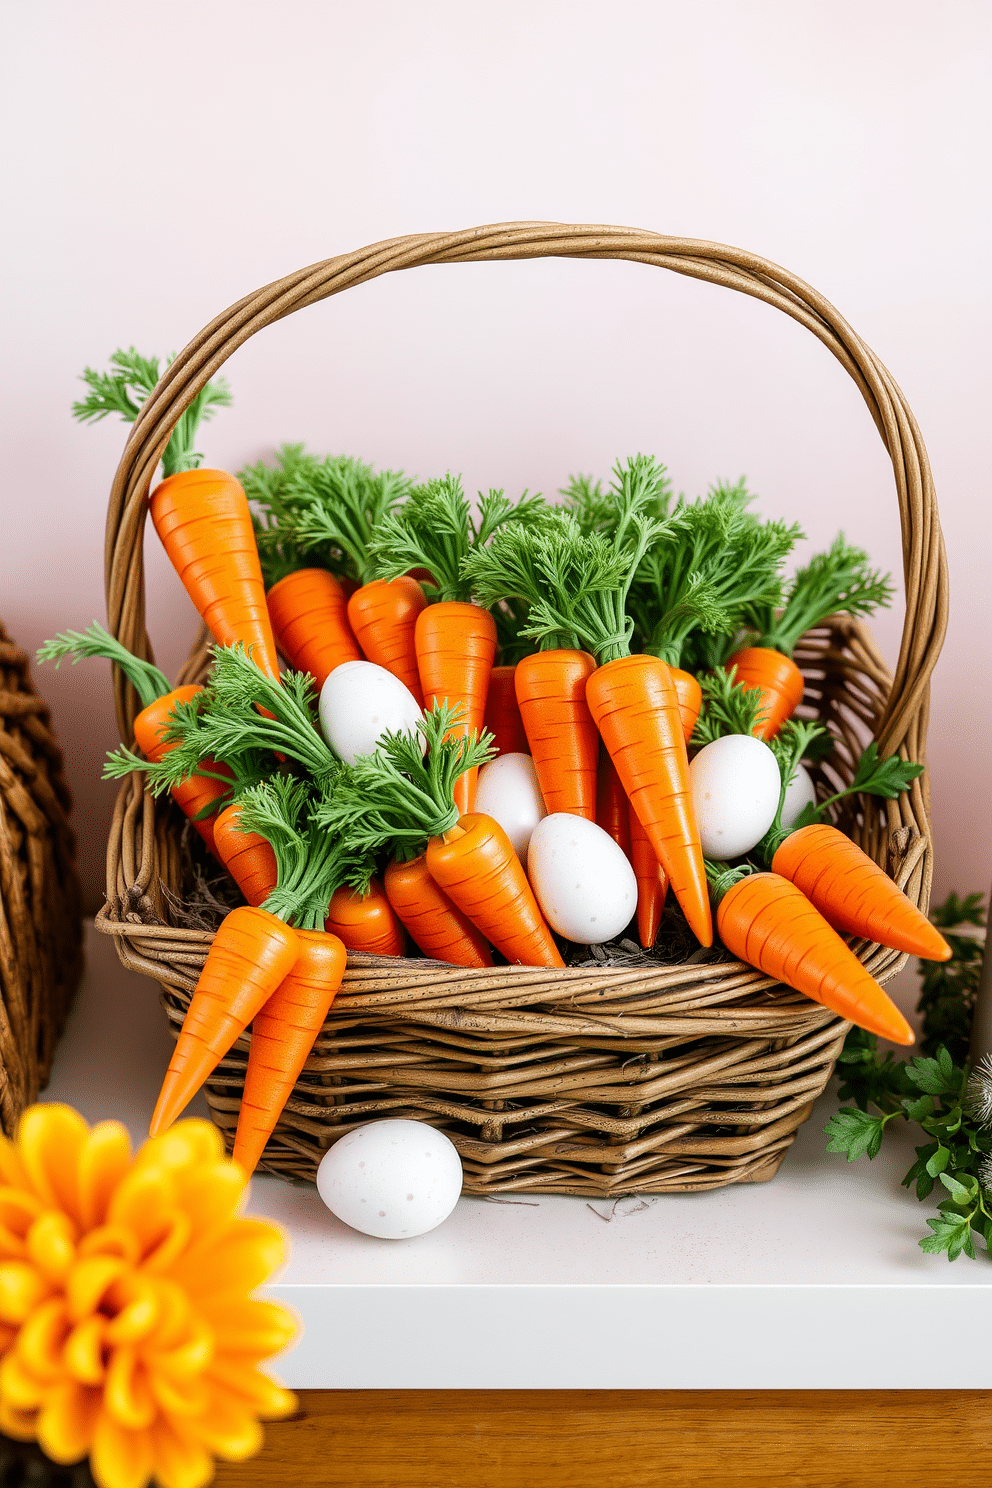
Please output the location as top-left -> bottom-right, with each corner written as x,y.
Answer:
728,534 -> 894,739
266,568 -> 361,687
314,702 -> 499,967
213,802 -> 278,908
232,927 -> 347,1175
368,476 -> 547,814
149,905 -> 300,1135
629,802 -> 668,949
484,665 -> 530,757
38,623 -> 232,855
324,879 -> 406,957
427,814 -> 564,968
772,824 -> 951,962
348,577 -> 426,704
514,649 -> 599,819
713,867 -> 914,1044
149,469 -> 280,682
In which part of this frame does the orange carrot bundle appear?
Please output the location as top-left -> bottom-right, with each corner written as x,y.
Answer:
712,866 -> 913,1044
384,854 -> 493,968
266,567 -> 362,688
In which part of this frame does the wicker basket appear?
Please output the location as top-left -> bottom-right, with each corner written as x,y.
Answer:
95,223 -> 948,1196
0,622 -> 83,1132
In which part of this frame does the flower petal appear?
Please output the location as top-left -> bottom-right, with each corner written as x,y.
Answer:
147,1418 -> 215,1488
16,1105 -> 89,1222
106,1170 -> 177,1258
78,1224 -> 142,1266
105,1347 -> 156,1431
14,1296 -> 70,1382
200,1297 -> 298,1358
170,1163 -> 246,1238
64,1315 -> 109,1386
0,1393 -> 38,1440
27,1211 -> 78,1285
90,1409 -> 154,1488
36,1381 -> 101,1464
0,1134 -> 29,1190
65,1255 -> 129,1323
206,1359 -> 297,1418
147,1369 -> 209,1420
138,1122 -> 224,1177
0,1260 -> 53,1324
0,1186 -> 46,1257
188,1390 -> 263,1461
0,1348 -> 47,1409
77,1122 -> 133,1231
170,1220 -> 286,1299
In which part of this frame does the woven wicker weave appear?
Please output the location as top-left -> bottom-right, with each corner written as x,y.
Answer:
95,224 -> 948,1195
0,623 -> 83,1132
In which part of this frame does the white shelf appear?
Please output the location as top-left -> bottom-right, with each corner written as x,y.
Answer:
41,924 -> 992,1390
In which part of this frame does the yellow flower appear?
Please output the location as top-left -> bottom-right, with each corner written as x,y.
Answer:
0,1106 -> 297,1488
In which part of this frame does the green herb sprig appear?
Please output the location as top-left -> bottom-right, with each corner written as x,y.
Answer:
744,533 -> 894,658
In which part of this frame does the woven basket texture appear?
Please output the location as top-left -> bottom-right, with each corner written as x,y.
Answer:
0,623 -> 83,1133
96,224 -> 948,1196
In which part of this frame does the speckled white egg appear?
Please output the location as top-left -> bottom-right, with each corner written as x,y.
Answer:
527,813 -> 637,944
690,734 -> 781,860
316,1119 -> 463,1239
780,760 -> 818,830
319,661 -> 423,764
474,753 -> 547,865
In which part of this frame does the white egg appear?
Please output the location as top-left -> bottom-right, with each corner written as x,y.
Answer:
527,813 -> 637,944
780,760 -> 818,830
319,660 -> 423,764
475,753 -> 546,865
316,1119 -> 463,1239
690,734 -> 781,860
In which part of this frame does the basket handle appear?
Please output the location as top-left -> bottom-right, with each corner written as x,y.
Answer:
104,221 -> 947,768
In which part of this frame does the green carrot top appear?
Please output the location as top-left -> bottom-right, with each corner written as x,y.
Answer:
367,474 -> 548,603
690,667 -> 769,746
37,621 -> 172,711
239,443 -> 326,588
286,453 -> 414,587
72,347 -> 232,480
560,454 -> 674,537
313,703 -> 495,861
629,482 -> 802,669
743,533 -> 894,657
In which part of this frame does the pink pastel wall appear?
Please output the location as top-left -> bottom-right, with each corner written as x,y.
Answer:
2,0 -> 989,917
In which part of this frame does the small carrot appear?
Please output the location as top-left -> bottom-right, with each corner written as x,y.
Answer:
596,752 -> 631,856
484,665 -> 530,757
428,814 -> 564,968
514,649 -> 599,819
629,802 -> 668,949
232,927 -> 347,1176
314,702 -> 499,967
212,801 -> 278,908
324,879 -> 407,957
710,863 -> 914,1044
729,534 -> 895,739
38,622 -> 233,854
266,567 -> 362,687
347,577 -> 427,705
369,476 -> 546,812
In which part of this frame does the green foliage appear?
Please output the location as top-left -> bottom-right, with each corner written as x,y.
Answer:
690,667 -> 768,747
72,347 -> 231,479
744,533 -> 894,658
561,455 -> 674,537
289,453 -> 414,585
824,894 -> 992,1262
239,443 -> 327,587
916,894 -> 986,1062
37,621 -> 171,712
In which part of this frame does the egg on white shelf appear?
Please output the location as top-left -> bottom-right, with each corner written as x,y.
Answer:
319,660 -> 423,764
780,759 -> 818,830
690,734 -> 782,860
316,1119 -> 464,1240
527,813 -> 637,944
474,753 -> 546,865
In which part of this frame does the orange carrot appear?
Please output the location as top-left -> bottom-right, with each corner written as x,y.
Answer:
771,823 -> 952,962
212,802 -> 278,908
725,646 -> 804,740
484,665 -> 529,757
131,686 -> 233,855
671,668 -> 702,743
266,568 -> 361,688
384,854 -> 493,967
587,655 -> 712,948
416,602 -> 497,814
149,906 -> 300,1134
596,752 -> 631,856
347,576 -> 427,705
325,878 -> 406,957
514,650 -> 599,819
716,871 -> 914,1043
232,928 -> 346,1175
149,468 -> 280,682
629,802 -> 668,949
427,813 -> 564,968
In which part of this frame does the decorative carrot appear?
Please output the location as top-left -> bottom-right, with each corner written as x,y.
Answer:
265,567 -> 362,687
465,480 -> 713,947
708,862 -> 914,1045
324,879 -> 407,957
150,775 -> 361,1135
596,752 -> 631,856
38,622 -> 234,854
369,476 -> 546,811
728,534 -> 895,739
213,801 -> 278,907
232,926 -> 347,1175
484,665 -> 530,757
314,703 -> 500,967
629,802 -> 668,949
